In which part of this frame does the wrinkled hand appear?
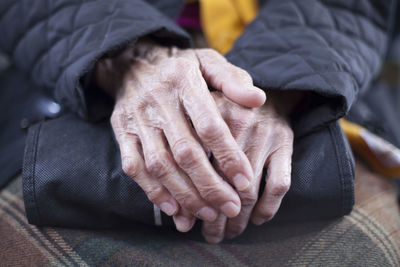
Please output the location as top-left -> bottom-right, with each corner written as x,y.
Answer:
95,40 -> 266,231
202,92 -> 296,243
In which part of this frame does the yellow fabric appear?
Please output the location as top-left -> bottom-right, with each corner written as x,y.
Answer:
200,1 -> 400,178
340,119 -> 400,177
199,0 -> 258,55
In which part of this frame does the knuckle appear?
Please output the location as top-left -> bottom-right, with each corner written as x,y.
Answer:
253,122 -> 269,136
174,190 -> 197,210
174,57 -> 196,72
240,191 -> 258,207
203,48 -> 221,59
121,156 -> 141,178
275,123 -> 294,142
163,58 -> 198,85
199,183 -> 224,202
285,126 -> 294,138
273,147 -> 292,162
163,69 -> 179,83
110,112 -> 118,127
146,185 -> 165,203
218,151 -> 242,171
196,116 -> 222,140
281,129 -> 294,143
270,181 -> 290,197
172,139 -> 199,169
110,110 -> 124,129
145,151 -> 173,178
231,114 -> 254,130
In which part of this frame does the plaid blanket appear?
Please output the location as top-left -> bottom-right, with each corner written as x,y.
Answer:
1,160 -> 399,266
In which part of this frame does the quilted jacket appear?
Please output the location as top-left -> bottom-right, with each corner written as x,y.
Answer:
0,0 -> 398,228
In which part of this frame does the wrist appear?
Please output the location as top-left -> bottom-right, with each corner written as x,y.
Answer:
94,38 -> 166,99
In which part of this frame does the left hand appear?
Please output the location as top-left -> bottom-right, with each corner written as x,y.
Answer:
201,91 -> 297,243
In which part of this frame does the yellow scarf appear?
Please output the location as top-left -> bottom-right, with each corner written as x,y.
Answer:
199,0 -> 400,177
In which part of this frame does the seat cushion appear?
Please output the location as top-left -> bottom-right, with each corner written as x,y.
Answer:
0,160 -> 399,266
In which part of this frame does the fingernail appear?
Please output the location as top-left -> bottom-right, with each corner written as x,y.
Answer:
204,235 -> 223,244
220,201 -> 240,217
174,216 -> 191,232
252,216 -> 265,226
233,173 -> 250,191
197,206 -> 218,222
160,202 -> 176,216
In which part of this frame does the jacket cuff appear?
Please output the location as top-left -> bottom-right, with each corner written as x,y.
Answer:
19,0 -> 190,120
22,112 -> 354,228
62,8 -> 190,119
22,114 -> 172,228
226,0 -> 391,136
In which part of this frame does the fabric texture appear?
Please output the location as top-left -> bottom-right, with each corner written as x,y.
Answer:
0,0 -> 398,229
0,0 -> 188,188
340,118 -> 400,177
21,111 -> 353,227
199,0 -> 400,178
1,160 -> 399,266
0,0 -> 190,119
200,0 -> 258,54
227,0 -> 396,137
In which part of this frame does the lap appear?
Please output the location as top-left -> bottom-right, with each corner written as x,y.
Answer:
1,160 -> 399,266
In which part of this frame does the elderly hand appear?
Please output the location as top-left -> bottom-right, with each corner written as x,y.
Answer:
201,91 -> 298,243
95,40 -> 266,231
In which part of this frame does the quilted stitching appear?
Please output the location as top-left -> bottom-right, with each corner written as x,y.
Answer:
0,0 -> 394,125
30,1 -> 118,84
264,1 -> 383,89
9,0 -> 84,54
0,0 -> 189,118
227,0 -> 393,133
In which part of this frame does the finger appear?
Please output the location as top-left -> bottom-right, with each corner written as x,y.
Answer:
224,134 -> 269,239
111,124 -> 179,217
173,209 -> 196,233
224,188 -> 257,239
180,71 -> 254,192
202,214 -> 227,244
195,49 -> 266,108
161,105 -> 242,218
251,144 -> 293,225
138,123 -> 220,222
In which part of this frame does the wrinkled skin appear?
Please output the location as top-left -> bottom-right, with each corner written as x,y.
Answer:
96,40 -> 267,231
95,40 -> 296,241
202,92 -> 295,243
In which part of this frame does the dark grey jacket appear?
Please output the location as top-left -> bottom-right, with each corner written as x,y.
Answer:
0,0 -> 398,228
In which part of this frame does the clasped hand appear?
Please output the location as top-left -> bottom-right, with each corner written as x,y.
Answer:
95,40 -> 294,243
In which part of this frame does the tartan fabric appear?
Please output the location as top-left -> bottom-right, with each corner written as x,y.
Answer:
1,160 -> 399,266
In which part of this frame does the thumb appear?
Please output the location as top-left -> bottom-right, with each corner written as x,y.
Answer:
195,49 -> 266,108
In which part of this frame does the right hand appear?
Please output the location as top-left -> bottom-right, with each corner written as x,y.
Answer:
95,41 -> 266,231
201,92 -> 296,243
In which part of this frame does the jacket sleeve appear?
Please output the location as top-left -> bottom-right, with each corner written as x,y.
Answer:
0,0 -> 190,118
227,0 -> 397,135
